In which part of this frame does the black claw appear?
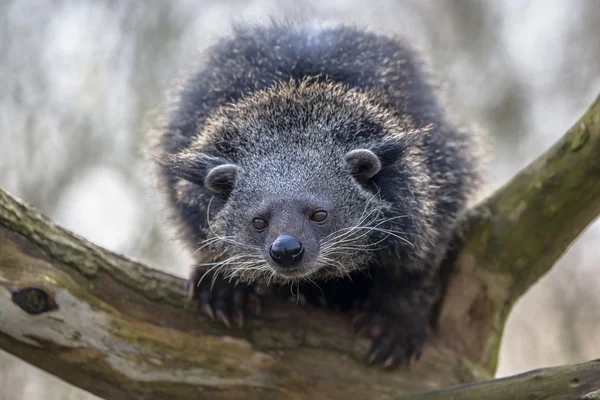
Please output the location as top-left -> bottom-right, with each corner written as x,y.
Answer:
368,335 -> 394,364
353,311 -> 427,369
198,290 -> 215,320
367,349 -> 380,364
215,309 -> 231,328
383,357 -> 394,369
387,347 -> 406,368
200,304 -> 215,320
188,266 -> 260,328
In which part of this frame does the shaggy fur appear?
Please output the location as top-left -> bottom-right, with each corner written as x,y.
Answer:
150,21 -> 483,367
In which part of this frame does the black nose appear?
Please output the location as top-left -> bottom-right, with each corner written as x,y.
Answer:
269,235 -> 304,266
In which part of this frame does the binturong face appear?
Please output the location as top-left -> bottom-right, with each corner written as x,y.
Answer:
207,149 -> 386,285
162,146 -> 394,285
159,81 -> 423,285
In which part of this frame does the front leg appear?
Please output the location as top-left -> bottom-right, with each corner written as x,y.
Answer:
187,264 -> 261,328
353,265 -> 441,368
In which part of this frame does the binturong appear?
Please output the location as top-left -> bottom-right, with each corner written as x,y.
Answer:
150,20 -> 484,368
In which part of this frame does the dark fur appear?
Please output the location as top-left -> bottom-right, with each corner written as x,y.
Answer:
151,21 -> 483,367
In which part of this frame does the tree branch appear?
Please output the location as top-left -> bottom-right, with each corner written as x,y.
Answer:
436,93 -> 600,371
0,195 -> 486,399
398,359 -> 600,400
0,92 -> 599,399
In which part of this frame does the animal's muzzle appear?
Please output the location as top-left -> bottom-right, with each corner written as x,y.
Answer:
269,234 -> 304,266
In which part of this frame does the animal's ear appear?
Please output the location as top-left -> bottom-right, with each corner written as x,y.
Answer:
344,149 -> 382,181
204,164 -> 240,195
154,151 -> 241,196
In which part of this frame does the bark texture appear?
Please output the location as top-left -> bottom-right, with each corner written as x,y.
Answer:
1,92 -> 599,399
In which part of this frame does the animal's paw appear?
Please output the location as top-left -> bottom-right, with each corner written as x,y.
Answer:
187,267 -> 261,328
352,311 -> 427,368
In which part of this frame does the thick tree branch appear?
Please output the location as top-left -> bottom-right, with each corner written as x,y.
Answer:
436,93 -> 600,371
0,92 -> 599,399
0,202 -> 486,399
398,359 -> 600,400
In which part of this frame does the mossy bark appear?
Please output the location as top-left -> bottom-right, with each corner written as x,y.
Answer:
436,94 -> 600,372
1,92 -> 599,399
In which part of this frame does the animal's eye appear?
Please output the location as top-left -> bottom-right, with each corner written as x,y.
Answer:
252,217 -> 267,231
311,210 -> 328,223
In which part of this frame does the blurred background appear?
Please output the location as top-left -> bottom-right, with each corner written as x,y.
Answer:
1,0 -> 599,398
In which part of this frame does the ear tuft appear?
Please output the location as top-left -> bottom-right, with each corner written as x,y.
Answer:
154,151 -> 240,196
205,164 -> 240,195
345,149 -> 382,181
